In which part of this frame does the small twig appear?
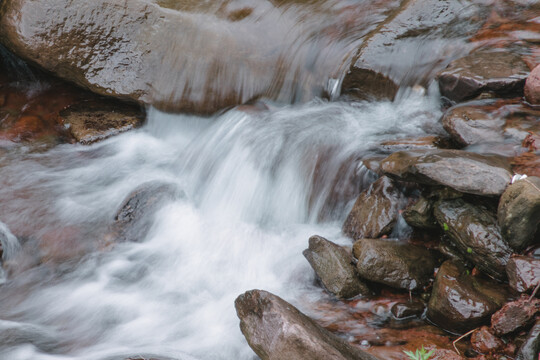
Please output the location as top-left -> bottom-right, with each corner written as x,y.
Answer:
453,328 -> 477,355
409,290 -> 412,302
529,282 -> 540,301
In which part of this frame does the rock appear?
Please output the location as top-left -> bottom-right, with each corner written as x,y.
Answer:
402,196 -> 438,229
59,99 -> 145,144
380,136 -> 449,153
491,297 -> 540,336
441,105 -> 504,146
506,256 -> 540,293
234,290 -> 379,360
303,235 -> 370,299
525,64 -> 540,105
342,0 -> 484,100
352,238 -> 435,291
438,50 -> 530,102
342,176 -> 402,240
390,301 -> 425,319
427,260 -> 511,333
470,326 -> 504,355
516,319 -> 540,360
380,149 -> 512,197
430,349 -> 464,360
105,182 -> 183,244
498,176 -> 540,251
433,199 -> 513,281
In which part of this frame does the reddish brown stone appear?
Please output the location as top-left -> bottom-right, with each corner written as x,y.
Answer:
491,297 -> 540,336
507,256 -> 540,293
471,326 -> 504,355
525,64 -> 540,105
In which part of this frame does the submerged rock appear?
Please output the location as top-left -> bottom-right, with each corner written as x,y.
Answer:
352,238 -> 435,291
303,235 -> 370,299
516,319 -> 540,360
106,182 -> 183,244
438,50 -> 530,102
59,99 -> 145,144
491,297 -> 540,336
342,176 -> 402,240
234,290 -> 379,360
441,105 -> 504,146
498,176 -> 540,251
380,149 -> 512,197
427,260 -> 510,333
506,256 -> 540,293
390,301 -> 425,319
433,199 -> 513,281
525,64 -> 540,105
470,326 -> 504,355
402,196 -> 438,229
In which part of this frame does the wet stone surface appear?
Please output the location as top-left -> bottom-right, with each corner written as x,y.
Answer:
441,105 -> 504,147
303,235 -> 371,299
525,64 -> 540,105
470,326 -> 504,355
390,301 -> 425,319
380,149 -> 513,197
438,50 -> 530,103
506,256 -> 540,293
427,260 -> 511,333
491,296 -> 540,336
516,319 -> 540,360
342,176 -> 402,240
353,238 -> 435,291
434,198 -> 513,281
402,196 -> 438,230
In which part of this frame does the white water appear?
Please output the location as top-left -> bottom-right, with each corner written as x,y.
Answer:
0,90 -> 442,360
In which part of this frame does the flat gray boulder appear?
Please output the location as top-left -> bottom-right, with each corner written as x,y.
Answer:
235,290 -> 379,360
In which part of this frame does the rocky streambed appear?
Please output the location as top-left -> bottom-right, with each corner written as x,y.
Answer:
0,0 -> 539,360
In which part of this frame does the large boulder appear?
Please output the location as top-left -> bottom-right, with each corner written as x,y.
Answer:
352,238 -> 435,291
234,290 -> 379,360
433,199 -> 513,281
525,64 -> 540,105
427,260 -> 511,333
497,176 -> 540,251
342,0 -> 484,100
342,176 -> 402,240
380,150 -> 512,197
506,256 -> 540,293
438,50 -> 530,102
303,235 -> 370,299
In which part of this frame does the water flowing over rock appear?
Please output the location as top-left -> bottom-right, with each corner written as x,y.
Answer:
441,105 -> 504,146
498,176 -> 540,251
433,199 -> 513,281
342,0 -> 483,100
491,297 -> 540,336
352,238 -> 435,291
303,235 -> 370,299
516,319 -> 540,360
234,290 -> 379,360
427,260 -> 510,333
342,176 -> 402,240
525,64 -> 540,105
506,256 -> 540,293
438,50 -> 530,102
380,149 -> 512,197
59,99 -> 145,144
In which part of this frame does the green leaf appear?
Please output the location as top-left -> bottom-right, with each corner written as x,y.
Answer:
443,223 -> 449,231
467,247 -> 473,254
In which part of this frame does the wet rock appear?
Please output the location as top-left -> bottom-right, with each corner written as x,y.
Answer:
380,136 -> 450,154
352,238 -> 435,291
491,296 -> 540,336
342,176 -> 402,240
59,99 -> 145,144
506,256 -> 540,293
343,0 -> 484,100
106,182 -> 183,244
441,105 -> 504,146
430,349 -> 464,360
234,289 -> 379,360
402,196 -> 438,229
303,235 -> 370,299
498,176 -> 540,251
427,260 -> 511,333
438,50 -> 530,102
433,199 -> 513,281
380,149 -> 512,197
525,64 -> 540,105
470,326 -> 504,355
516,319 -> 540,360
390,301 -> 425,319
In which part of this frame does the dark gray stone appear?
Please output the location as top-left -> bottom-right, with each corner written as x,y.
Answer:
516,319 -> 540,360
402,197 -> 438,229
